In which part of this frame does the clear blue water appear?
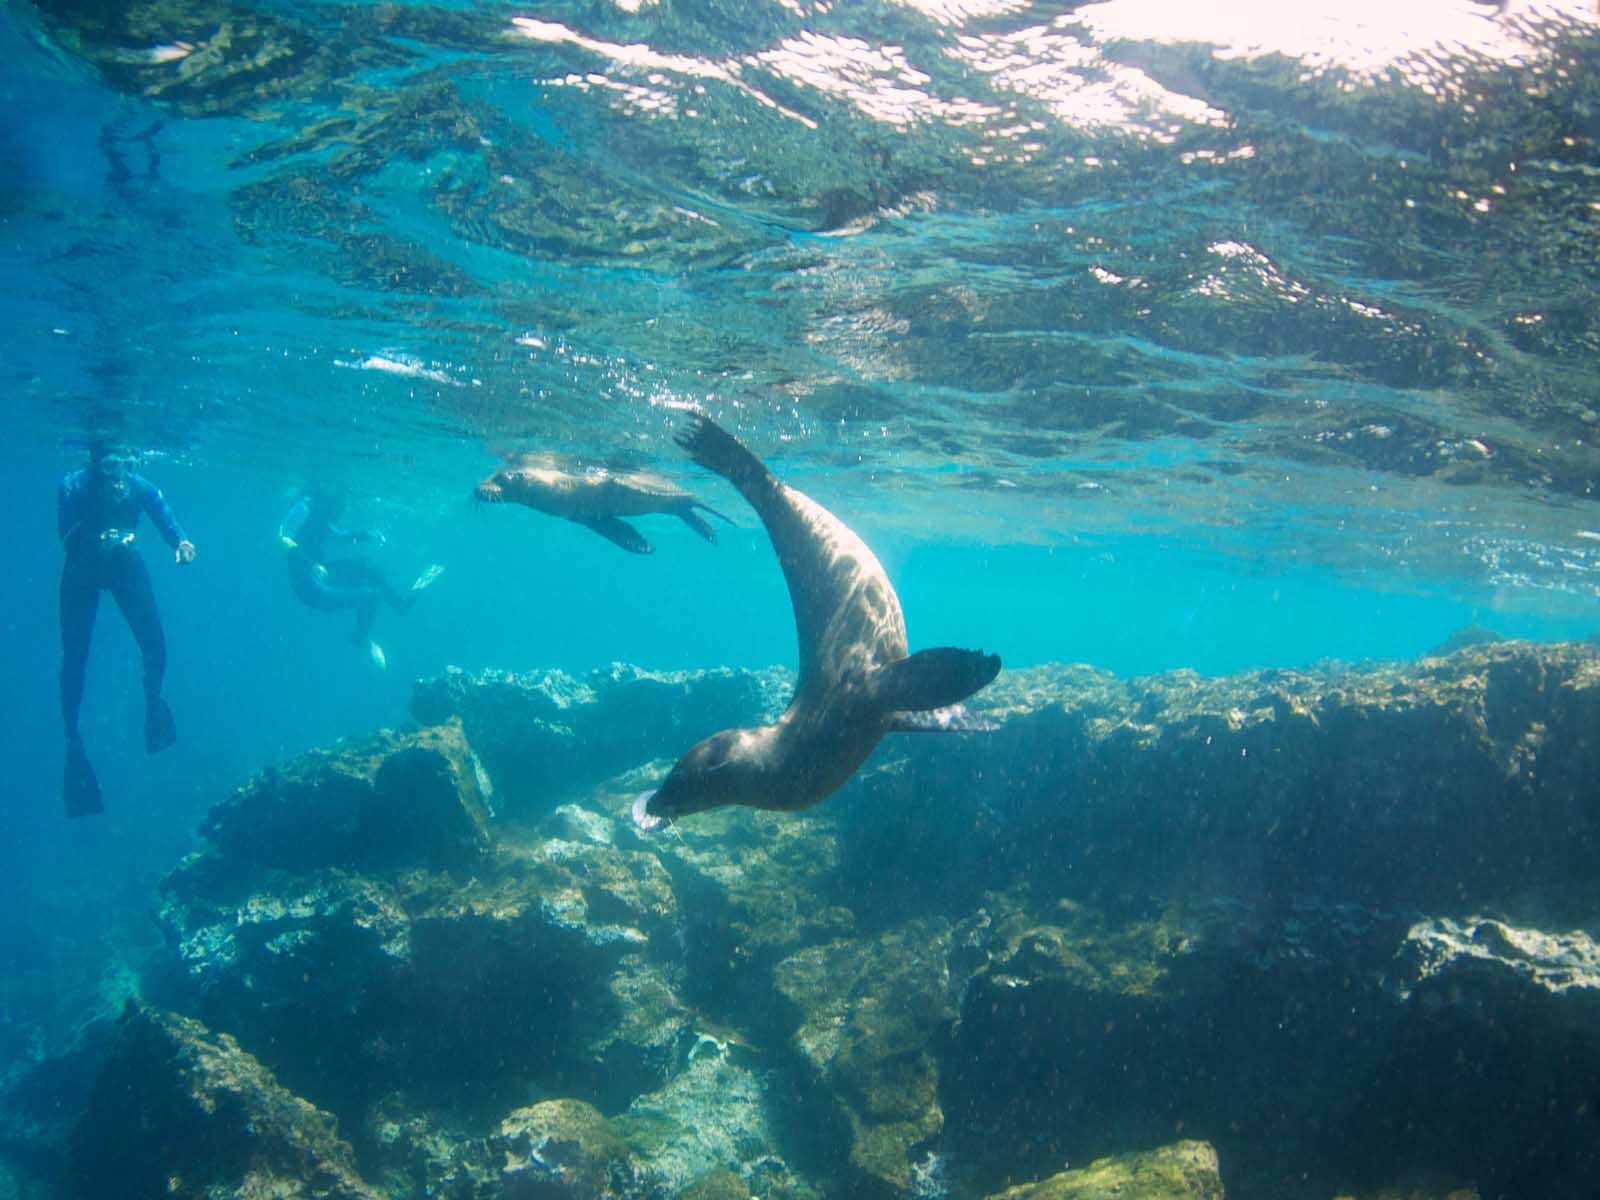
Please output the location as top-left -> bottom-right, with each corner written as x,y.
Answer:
1,0 -> 1598,1161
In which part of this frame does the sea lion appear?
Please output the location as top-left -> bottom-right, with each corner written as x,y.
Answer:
632,412 -> 1001,828
474,456 -> 731,554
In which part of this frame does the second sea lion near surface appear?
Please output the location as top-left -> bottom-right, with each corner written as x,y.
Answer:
632,411 -> 1001,829
474,456 -> 731,554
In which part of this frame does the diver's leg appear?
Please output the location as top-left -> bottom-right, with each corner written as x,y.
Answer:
109,551 -> 175,752
58,557 -> 101,743
60,556 -> 105,814
328,557 -> 413,614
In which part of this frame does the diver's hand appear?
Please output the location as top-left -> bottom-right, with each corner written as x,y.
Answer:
278,534 -> 298,553
312,562 -> 330,583
175,540 -> 197,565
363,529 -> 388,548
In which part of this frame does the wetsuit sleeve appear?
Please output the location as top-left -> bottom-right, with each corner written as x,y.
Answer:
279,498 -> 309,541
58,474 -> 82,544
136,476 -> 187,549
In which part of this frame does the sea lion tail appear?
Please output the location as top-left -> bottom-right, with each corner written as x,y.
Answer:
675,413 -> 773,499
870,647 -> 1001,713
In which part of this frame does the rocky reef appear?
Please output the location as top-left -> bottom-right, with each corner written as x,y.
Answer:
5,642 -> 1598,1199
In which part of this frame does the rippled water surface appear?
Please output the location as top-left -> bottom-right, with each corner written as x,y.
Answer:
6,0 -> 1599,617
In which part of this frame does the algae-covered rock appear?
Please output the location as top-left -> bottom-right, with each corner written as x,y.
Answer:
499,1099 -> 628,1200
411,664 -> 789,820
68,1002 -> 381,1200
183,719 -> 492,885
682,1167 -> 752,1200
614,1037 -> 781,1194
1392,917 -> 1600,1007
843,640 -> 1600,922
157,792 -> 681,1114
774,918 -> 955,1195
981,1140 -> 1223,1200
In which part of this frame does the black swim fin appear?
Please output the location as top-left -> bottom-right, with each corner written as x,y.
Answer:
145,695 -> 177,754
577,516 -> 654,554
64,740 -> 103,818
871,647 -> 1002,712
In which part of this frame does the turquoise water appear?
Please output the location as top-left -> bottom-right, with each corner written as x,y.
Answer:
2,0 -> 1599,1191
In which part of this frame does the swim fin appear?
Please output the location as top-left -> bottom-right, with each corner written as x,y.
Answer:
367,640 -> 388,670
64,740 -> 103,818
144,695 -> 177,754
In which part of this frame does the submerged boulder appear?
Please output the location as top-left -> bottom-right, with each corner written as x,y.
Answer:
410,664 -> 789,820
156,727 -> 685,1121
839,639 -> 1600,922
980,1140 -> 1224,1200
773,918 -> 956,1195
183,718 -> 492,883
68,1002 -> 380,1200
499,1098 -> 629,1200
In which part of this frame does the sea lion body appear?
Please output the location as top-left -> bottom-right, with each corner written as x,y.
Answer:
634,413 -> 1000,827
475,459 -> 729,553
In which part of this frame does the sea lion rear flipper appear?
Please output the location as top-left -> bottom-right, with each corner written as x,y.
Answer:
870,647 -> 1001,712
64,741 -> 103,818
675,413 -> 775,501
578,516 -> 654,554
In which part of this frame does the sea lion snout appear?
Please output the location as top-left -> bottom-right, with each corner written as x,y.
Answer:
474,476 -> 506,502
631,790 -> 662,830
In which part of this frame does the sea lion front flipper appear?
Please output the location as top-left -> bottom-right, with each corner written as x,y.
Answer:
577,516 -> 654,554
870,647 -> 1002,712
677,508 -> 721,544
64,740 -> 103,818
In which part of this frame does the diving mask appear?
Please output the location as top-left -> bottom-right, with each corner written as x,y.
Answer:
98,453 -> 136,480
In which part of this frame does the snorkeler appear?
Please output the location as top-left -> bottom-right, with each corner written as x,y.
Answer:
57,443 -> 197,818
277,489 -> 442,670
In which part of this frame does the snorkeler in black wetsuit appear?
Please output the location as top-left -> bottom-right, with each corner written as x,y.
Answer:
57,444 -> 197,817
277,490 -> 442,670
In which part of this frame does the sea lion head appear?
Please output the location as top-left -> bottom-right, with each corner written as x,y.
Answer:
474,470 -> 510,503
632,728 -> 769,829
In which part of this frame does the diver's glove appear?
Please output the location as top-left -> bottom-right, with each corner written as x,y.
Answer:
278,534 -> 298,552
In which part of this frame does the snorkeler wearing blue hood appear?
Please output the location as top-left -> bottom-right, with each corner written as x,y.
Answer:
57,443 -> 197,817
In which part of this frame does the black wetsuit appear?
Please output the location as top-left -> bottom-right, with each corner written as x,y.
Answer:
279,497 -> 411,643
56,468 -> 185,743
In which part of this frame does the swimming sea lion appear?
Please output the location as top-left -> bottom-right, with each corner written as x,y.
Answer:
474,456 -> 731,554
632,412 -> 1001,828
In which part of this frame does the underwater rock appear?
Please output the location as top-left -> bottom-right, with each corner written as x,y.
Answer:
838,639 -> 1600,922
183,718 -> 492,883
943,887 -> 1600,1200
411,664 -> 790,820
773,918 -> 956,1196
158,773 -> 681,1118
499,1098 -> 629,1200
613,1035 -> 792,1197
68,1002 -> 380,1200
979,1139 -> 1223,1200
1391,916 -> 1600,1014
602,770 -> 856,1036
